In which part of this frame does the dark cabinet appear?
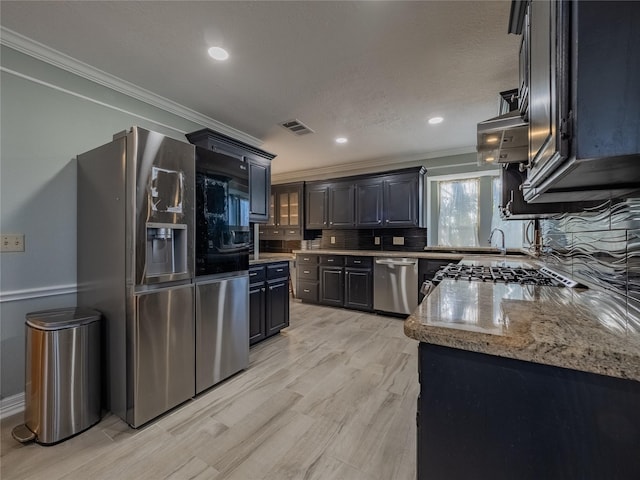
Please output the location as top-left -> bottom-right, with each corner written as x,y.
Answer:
319,266 -> 344,306
263,182 -> 304,239
296,254 -> 319,303
266,278 -> 289,336
319,255 -> 345,307
185,128 -> 276,222
355,181 -> 383,227
383,173 -> 420,227
249,265 -> 267,345
417,343 -> 640,480
512,1 -> 640,202
249,282 -> 266,345
249,261 -> 290,346
328,183 -> 355,228
298,254 -> 372,312
306,167 -> 426,230
248,157 -> 271,222
305,184 -> 329,229
344,256 -> 373,311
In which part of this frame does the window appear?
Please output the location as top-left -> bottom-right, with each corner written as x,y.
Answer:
437,178 -> 480,247
429,171 -> 526,249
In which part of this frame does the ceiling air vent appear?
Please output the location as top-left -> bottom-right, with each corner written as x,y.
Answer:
280,119 -> 314,136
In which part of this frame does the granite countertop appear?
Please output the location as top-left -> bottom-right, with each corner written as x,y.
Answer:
291,249 -> 531,261
249,253 -> 295,265
404,278 -> 640,382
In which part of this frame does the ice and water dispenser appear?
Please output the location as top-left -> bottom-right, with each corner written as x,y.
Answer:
146,223 -> 188,279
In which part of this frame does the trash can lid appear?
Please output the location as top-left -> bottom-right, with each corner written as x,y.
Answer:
26,307 -> 101,331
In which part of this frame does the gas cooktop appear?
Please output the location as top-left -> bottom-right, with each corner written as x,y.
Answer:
433,263 -> 580,288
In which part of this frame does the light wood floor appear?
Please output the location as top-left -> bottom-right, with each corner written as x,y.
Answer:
1,301 -> 419,480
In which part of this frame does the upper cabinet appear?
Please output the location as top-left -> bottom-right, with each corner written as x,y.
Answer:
513,0 -> 640,203
185,129 -> 276,223
305,167 -> 426,229
328,182 -> 356,228
261,182 -> 304,239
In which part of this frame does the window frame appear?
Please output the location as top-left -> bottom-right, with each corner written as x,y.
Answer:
427,170 -> 499,247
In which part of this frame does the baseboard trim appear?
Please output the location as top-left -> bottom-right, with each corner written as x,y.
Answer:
0,393 -> 25,420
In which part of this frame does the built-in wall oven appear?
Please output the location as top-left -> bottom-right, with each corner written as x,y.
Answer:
194,147 -> 250,393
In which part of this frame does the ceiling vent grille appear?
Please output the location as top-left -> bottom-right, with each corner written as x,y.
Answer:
280,119 -> 314,136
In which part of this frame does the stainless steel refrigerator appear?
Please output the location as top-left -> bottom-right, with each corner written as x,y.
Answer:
77,127 -> 195,427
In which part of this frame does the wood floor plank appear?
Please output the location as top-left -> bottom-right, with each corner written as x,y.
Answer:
0,301 -> 418,480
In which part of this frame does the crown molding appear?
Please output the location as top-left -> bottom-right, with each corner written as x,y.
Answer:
0,27 -> 262,147
271,145 -> 476,183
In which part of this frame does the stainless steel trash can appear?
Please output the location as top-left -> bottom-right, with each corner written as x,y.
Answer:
12,307 -> 102,445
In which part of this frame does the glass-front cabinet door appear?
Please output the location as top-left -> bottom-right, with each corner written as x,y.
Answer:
279,190 -> 299,227
267,193 -> 276,226
279,191 -> 290,226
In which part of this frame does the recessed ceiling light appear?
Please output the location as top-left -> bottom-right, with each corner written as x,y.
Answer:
428,116 -> 444,125
208,46 -> 229,61
335,137 -> 348,144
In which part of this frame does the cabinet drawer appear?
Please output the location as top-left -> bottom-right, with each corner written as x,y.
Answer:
267,262 -> 289,279
296,254 -> 318,265
259,227 -> 284,240
319,255 -> 345,266
283,228 -> 302,239
249,265 -> 266,284
346,256 -> 372,267
298,265 -> 318,281
297,280 -> 318,303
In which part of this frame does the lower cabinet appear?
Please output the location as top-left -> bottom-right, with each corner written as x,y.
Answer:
417,343 -> 640,480
344,267 -> 373,311
319,266 -> 344,306
297,254 -> 372,312
249,261 -> 290,346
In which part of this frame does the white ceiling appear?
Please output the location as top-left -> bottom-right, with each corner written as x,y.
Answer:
0,0 -> 520,178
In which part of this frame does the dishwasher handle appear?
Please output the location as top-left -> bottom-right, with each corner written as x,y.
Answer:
375,258 -> 418,267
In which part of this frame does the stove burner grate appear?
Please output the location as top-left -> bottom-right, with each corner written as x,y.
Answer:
433,263 -> 576,287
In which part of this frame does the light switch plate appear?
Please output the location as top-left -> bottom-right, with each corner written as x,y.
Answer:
392,236 -> 405,246
374,236 -> 381,245
330,236 -> 336,244
1,234 -> 25,252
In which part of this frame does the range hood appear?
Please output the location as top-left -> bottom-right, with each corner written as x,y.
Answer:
477,109 -> 528,165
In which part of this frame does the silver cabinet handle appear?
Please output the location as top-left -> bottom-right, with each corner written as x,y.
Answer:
354,260 -> 361,264
269,283 -> 286,290
276,268 -> 284,272
303,270 -> 310,274
303,289 -> 310,293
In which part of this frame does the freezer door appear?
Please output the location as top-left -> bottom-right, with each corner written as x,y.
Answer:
195,275 -> 249,394
131,284 -> 194,427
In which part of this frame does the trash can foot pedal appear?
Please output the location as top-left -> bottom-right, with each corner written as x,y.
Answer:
11,424 -> 36,443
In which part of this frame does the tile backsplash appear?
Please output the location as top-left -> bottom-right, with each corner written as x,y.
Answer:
540,197 -> 640,317
315,228 -> 427,252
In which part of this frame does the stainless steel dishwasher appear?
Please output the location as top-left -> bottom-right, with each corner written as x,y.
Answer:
373,257 -> 419,315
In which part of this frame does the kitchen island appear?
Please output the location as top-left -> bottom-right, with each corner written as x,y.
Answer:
404,259 -> 640,480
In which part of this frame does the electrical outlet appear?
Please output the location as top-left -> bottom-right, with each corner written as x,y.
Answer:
1,234 -> 25,252
392,236 -> 405,246
374,236 -> 381,245
330,236 -> 336,244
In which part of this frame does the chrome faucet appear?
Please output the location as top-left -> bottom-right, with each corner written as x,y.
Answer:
489,228 -> 506,255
